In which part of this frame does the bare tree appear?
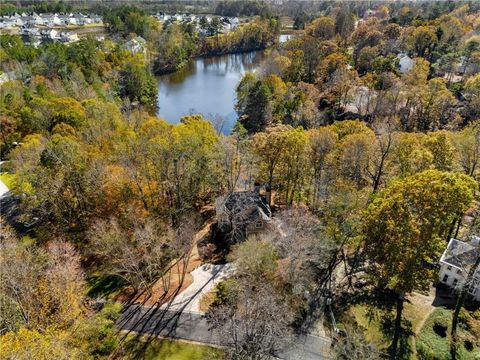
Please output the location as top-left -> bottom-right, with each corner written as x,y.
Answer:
207,283 -> 294,360
332,324 -> 384,360
367,125 -> 395,193
273,207 -> 336,296
89,217 -> 179,294
0,222 -> 85,333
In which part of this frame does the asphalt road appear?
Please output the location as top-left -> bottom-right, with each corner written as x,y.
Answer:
118,304 -> 331,359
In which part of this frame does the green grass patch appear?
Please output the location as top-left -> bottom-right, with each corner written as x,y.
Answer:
339,299 -> 414,359
349,304 -> 390,348
0,173 -> 16,189
87,273 -> 127,299
122,336 -> 223,360
416,307 -> 480,360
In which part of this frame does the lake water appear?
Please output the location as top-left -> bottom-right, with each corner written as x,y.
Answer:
156,51 -> 266,134
156,34 -> 292,134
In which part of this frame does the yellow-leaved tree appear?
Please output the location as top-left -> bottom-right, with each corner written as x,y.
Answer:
362,170 -> 477,358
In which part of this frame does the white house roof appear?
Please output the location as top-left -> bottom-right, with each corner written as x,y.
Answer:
397,53 -> 414,74
440,238 -> 479,270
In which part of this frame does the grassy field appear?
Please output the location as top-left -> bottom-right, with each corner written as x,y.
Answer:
122,336 -> 223,360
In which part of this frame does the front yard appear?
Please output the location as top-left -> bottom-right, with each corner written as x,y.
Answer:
416,308 -> 480,360
335,288 -> 480,359
122,336 -> 223,360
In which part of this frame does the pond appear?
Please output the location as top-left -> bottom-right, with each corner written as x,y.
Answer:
156,50 -> 265,134
156,34 -> 292,134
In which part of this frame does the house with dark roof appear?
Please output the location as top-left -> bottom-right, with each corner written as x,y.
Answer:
216,185 -> 272,241
439,237 -> 480,302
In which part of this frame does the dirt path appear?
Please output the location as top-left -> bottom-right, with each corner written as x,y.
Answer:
406,288 -> 436,358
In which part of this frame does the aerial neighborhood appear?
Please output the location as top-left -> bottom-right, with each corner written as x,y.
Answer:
0,1 -> 479,360
0,11 -> 102,28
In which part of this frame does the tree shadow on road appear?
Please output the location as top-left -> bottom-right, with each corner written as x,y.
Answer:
116,264 -> 227,359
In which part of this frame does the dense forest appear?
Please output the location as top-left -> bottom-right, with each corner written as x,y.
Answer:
1,1 -> 480,360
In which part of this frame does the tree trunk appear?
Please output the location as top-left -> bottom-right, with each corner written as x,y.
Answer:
450,249 -> 480,360
390,294 -> 404,359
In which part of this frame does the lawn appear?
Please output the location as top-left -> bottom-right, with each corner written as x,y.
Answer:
340,297 -> 480,360
348,304 -> 391,348
122,336 -> 223,360
338,297 -> 417,359
416,307 -> 480,360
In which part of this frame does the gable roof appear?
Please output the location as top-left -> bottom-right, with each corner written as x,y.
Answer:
440,238 -> 479,270
223,191 -> 271,218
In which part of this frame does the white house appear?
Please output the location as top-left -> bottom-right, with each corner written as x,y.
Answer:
123,36 -> 147,55
230,17 -> 240,27
0,71 -> 17,85
397,53 -> 414,74
59,31 -> 79,43
40,28 -> 58,41
173,14 -> 183,22
439,237 -> 480,302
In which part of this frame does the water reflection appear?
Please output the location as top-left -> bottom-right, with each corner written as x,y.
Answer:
157,50 -> 266,134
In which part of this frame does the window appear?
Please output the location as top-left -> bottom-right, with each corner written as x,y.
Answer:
255,221 -> 263,229
452,278 -> 458,287
442,274 -> 449,283
456,269 -> 463,275
447,265 -> 452,271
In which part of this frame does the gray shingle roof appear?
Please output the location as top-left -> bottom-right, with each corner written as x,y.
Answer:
441,239 -> 479,270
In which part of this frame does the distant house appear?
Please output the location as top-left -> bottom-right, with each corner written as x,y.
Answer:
439,237 -> 480,302
184,14 -> 196,22
89,14 -> 102,24
123,36 -> 147,55
364,9 -> 378,18
230,17 -> 240,27
59,31 -> 79,43
173,14 -> 183,22
40,28 -> 58,41
0,71 -> 17,85
20,15 -> 36,26
216,185 -> 273,241
397,53 -> 414,74
57,14 -> 72,26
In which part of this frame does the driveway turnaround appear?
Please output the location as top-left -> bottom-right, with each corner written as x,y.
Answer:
161,263 -> 235,313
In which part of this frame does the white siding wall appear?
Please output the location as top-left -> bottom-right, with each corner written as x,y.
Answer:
439,262 -> 480,301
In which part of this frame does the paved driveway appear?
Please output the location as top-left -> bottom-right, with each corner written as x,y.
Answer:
161,263 -> 235,313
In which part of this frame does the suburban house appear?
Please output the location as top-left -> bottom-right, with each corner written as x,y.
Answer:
216,184 -> 272,241
123,36 -> 147,55
40,29 -> 59,42
397,53 -> 414,74
438,237 -> 480,302
0,12 -> 102,29
0,71 -> 17,85
59,31 -> 79,43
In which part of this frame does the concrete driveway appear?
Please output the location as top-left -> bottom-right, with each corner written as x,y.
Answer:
161,263 -> 235,313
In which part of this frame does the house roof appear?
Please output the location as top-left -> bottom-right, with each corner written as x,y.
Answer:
223,191 -> 271,218
440,238 -> 479,270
